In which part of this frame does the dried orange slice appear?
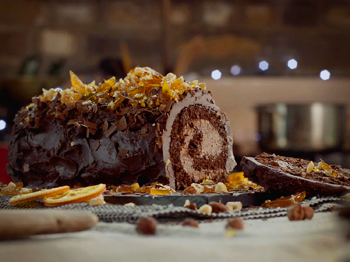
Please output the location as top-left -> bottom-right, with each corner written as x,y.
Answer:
9,186 -> 70,206
43,184 -> 106,207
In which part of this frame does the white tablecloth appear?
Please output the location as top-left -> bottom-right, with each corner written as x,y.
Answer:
1,212 -> 349,262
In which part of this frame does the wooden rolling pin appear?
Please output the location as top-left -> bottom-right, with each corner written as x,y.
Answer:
0,210 -> 98,240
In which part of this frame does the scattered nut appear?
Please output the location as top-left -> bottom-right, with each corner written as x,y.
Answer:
136,217 -> 157,235
183,199 -> 197,210
185,203 -> 197,211
225,218 -> 244,230
192,183 -> 204,194
184,199 -> 190,207
19,188 -> 32,194
215,182 -> 228,193
287,204 -> 314,221
303,206 -> 314,219
7,182 -> 16,193
183,186 -> 197,194
226,201 -> 243,212
88,194 -> 106,206
306,161 -> 314,173
209,201 -> 229,213
182,218 -> 199,228
324,170 -> 333,177
198,204 -> 212,214
124,202 -> 136,207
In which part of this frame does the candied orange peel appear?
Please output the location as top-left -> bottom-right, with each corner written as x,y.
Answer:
9,186 -> 70,206
40,67 -> 206,109
43,184 -> 106,207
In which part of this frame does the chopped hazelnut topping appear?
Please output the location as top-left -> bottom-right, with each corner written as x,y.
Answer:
215,182 -> 228,193
306,161 -> 314,174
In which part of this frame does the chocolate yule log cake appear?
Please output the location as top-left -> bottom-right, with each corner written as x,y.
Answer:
7,67 -> 236,189
241,153 -> 350,196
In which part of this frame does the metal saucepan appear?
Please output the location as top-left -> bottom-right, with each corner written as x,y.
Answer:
257,103 -> 347,152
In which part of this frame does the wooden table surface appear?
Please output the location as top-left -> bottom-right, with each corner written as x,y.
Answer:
0,212 -> 349,262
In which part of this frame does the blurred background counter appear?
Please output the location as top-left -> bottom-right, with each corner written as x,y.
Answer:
1,0 -> 350,179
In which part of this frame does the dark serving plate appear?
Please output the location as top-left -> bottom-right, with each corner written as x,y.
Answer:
104,191 -> 282,207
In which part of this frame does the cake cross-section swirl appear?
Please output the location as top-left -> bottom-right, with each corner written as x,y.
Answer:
7,67 -> 236,189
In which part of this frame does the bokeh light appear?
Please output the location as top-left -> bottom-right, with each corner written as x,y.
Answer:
211,70 -> 222,80
230,65 -> 241,76
320,70 -> 330,81
259,61 -> 269,71
287,59 -> 298,70
0,120 -> 6,131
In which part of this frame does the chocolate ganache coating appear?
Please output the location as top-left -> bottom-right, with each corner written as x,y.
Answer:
7,67 -> 236,189
241,153 -> 350,196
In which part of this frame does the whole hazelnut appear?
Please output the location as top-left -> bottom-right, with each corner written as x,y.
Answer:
287,204 -> 314,221
303,206 -> 314,220
209,201 -> 229,213
136,217 -> 157,235
182,218 -> 199,228
287,204 -> 304,221
225,218 -> 244,230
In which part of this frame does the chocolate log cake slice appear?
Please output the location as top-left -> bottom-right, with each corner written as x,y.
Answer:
7,67 -> 236,189
241,153 -> 350,196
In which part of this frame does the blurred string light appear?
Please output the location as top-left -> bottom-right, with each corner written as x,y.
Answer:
259,61 -> 269,71
0,120 -> 6,131
320,70 -> 330,81
287,59 -> 298,70
230,65 -> 241,76
211,69 -> 222,80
